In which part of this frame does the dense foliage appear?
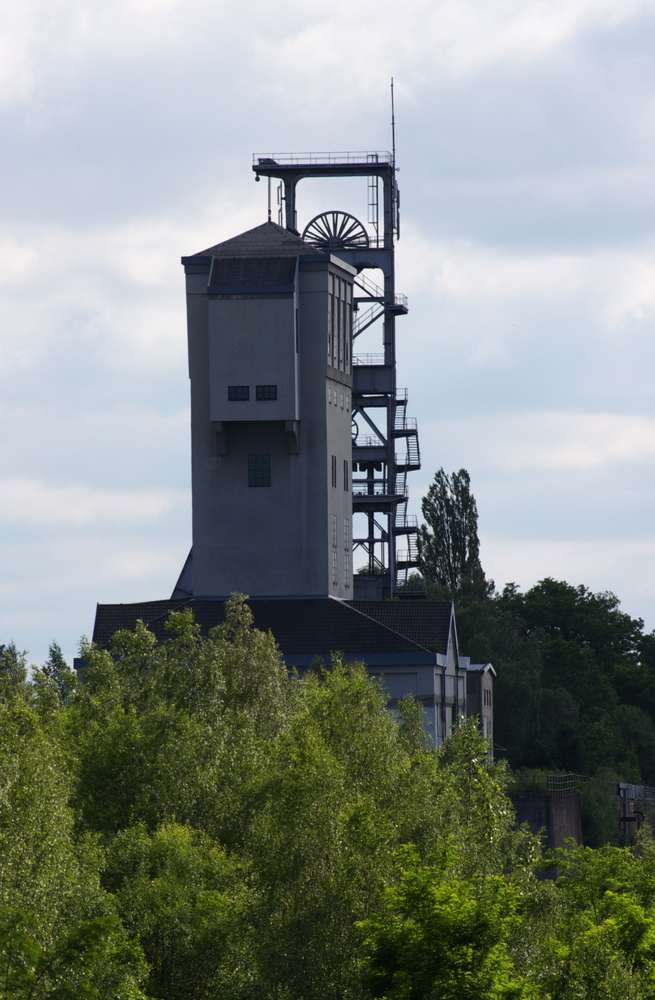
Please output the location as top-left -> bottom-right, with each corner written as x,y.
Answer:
4,599 -> 655,997
415,469 -> 655,786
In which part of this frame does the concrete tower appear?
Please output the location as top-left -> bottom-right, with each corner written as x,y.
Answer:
175,221 -> 355,599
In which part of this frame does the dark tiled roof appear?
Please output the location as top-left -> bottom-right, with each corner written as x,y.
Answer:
196,221 -> 322,259
92,600 -> 189,646
209,256 -> 296,287
348,601 -> 453,655
92,598 -> 431,656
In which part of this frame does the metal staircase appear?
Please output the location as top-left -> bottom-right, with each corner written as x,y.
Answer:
253,150 -> 421,595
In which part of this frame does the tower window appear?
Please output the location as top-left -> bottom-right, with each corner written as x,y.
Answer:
332,550 -> 338,586
343,459 -> 349,491
331,455 -> 337,488
332,514 -> 338,550
228,385 -> 249,401
256,384 -> 277,401
248,454 -> 271,487
344,518 -> 350,551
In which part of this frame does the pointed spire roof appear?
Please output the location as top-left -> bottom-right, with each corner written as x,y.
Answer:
195,221 -> 323,259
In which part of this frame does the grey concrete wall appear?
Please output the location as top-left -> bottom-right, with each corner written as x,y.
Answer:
186,252 -> 355,599
208,295 -> 299,423
511,791 -> 583,875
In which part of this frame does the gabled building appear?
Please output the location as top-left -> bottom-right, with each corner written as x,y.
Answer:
93,595 -> 467,746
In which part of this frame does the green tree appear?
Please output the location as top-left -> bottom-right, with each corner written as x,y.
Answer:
530,836 -> 655,999
418,468 -> 489,602
0,642 -> 28,702
358,848 -> 536,1000
105,823 -> 253,1000
0,698 -> 148,998
42,640 -> 76,704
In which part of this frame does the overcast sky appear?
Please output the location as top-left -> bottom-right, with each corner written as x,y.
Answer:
3,0 -> 655,664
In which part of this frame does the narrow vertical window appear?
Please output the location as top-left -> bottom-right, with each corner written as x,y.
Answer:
331,455 -> 337,488
332,550 -> 338,586
327,295 -> 333,364
344,504 -> 351,591
328,274 -> 335,367
345,283 -> 352,371
332,513 -> 338,550
248,454 -> 271,487
343,459 -> 349,491
337,281 -> 346,371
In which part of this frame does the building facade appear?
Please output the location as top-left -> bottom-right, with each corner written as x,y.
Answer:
178,222 -> 355,600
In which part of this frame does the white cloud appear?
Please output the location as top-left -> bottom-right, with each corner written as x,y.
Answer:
420,412 -> 655,474
397,230 -> 655,352
0,478 -> 188,526
252,0 -> 655,100
0,198 -> 267,376
1,0 -> 652,114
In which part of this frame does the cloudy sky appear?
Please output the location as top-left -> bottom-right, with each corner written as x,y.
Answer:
2,0 -> 655,664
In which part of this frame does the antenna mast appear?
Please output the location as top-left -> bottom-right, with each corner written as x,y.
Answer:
390,77 -> 396,169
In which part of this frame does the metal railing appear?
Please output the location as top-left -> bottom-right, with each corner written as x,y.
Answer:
397,536 -> 419,567
352,480 -> 405,498
354,272 -> 407,309
353,353 -> 385,366
254,151 -> 393,166
395,414 -> 418,433
353,433 -> 384,448
353,303 -> 384,337
547,774 -> 580,795
396,440 -> 420,471
509,771 -> 589,795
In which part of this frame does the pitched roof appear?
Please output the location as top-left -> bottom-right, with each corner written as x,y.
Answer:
92,597 -> 434,657
195,221 -> 322,259
349,601 -> 453,655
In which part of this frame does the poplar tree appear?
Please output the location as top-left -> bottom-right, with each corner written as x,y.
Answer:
418,468 -> 489,601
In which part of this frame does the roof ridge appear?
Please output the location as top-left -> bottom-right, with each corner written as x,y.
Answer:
339,600 -> 432,653
194,220 -> 322,258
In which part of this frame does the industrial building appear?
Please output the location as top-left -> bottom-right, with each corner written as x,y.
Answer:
92,151 -> 492,745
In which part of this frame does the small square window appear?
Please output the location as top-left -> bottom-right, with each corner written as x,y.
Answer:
248,454 -> 271,487
228,385 -> 249,401
256,384 -> 277,401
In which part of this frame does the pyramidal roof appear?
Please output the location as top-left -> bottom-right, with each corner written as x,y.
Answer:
195,221 -> 323,259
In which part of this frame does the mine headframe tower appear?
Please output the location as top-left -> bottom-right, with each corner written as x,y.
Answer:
253,151 -> 420,598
